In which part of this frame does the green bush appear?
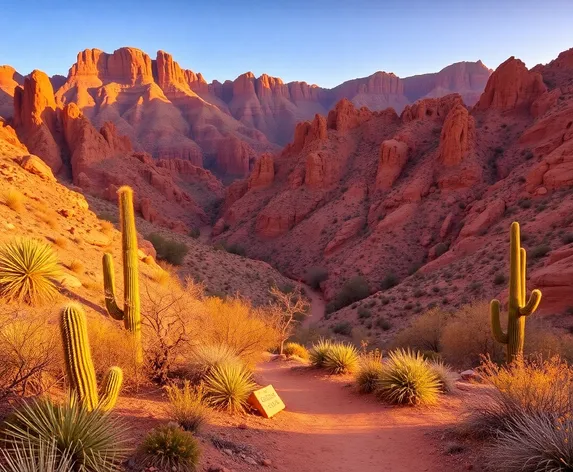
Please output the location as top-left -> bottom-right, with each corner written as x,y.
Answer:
376,317 -> 392,331
355,352 -> 383,393
226,243 -> 246,256
434,243 -> 449,258
380,273 -> 398,290
203,362 -> 256,413
309,339 -> 333,368
140,423 -> 201,472
493,273 -> 506,285
333,321 -> 352,336
329,276 -> 370,312
146,233 -> 189,265
306,266 -> 328,289
283,342 -> 309,360
2,397 -> 127,472
375,349 -> 441,406
165,381 -> 208,433
323,343 -> 359,375
357,307 -> 372,319
530,244 -> 550,259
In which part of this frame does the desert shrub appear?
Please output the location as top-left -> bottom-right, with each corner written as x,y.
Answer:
189,228 -> 200,239
165,381 -> 208,433
225,243 -> 246,256
0,439 -> 74,472
493,273 -> 506,285
309,339 -> 333,368
150,266 -> 170,285
306,266 -> 328,289
463,356 -> 573,439
357,307 -> 372,319
333,321 -> 352,336
562,233 -> 573,245
355,351 -> 383,393
375,349 -> 441,406
99,220 -> 115,235
434,243 -> 449,258
380,273 -> 398,290
53,236 -> 67,248
69,259 -> 85,274
323,343 -> 359,374
187,343 -> 240,381
2,188 -> 25,213
283,342 -> 309,360
0,238 -> 60,304
440,302 -> 504,368
203,361 -> 256,413
376,317 -> 392,331
196,296 -> 280,367
330,276 -> 370,311
146,233 -> 189,265
518,198 -> 532,209
392,307 -> 451,353
427,360 -> 455,393
530,244 -> 550,259
2,397 -> 128,472
0,307 -> 60,399
483,412 -> 573,472
139,423 -> 201,472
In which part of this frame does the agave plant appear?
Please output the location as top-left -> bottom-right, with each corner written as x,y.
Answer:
355,351 -> 384,393
309,339 -> 333,368
0,237 -> 60,304
2,396 -> 128,472
203,361 -> 256,413
323,343 -> 359,375
0,439 -> 74,472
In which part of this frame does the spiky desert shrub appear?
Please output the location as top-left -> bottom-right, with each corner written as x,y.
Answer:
0,439 -> 74,472
203,361 -> 256,413
165,381 -> 208,433
0,238 -> 60,304
323,343 -> 359,374
139,423 -> 201,472
188,343 -> 241,380
376,349 -> 441,406
463,356 -> 573,439
309,339 -> 333,368
355,351 -> 384,393
2,397 -> 128,472
283,342 -> 309,360
483,412 -> 573,472
427,360 -> 455,393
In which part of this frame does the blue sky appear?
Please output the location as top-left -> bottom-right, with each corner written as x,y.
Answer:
0,0 -> 572,88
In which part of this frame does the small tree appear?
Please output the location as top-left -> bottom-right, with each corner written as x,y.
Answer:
269,286 -> 310,355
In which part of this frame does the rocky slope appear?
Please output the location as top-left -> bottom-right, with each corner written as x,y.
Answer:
2,48 -> 491,179
214,48 -> 573,340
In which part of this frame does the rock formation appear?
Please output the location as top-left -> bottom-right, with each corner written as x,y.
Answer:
248,153 -> 275,189
376,139 -> 408,189
438,104 -> 474,166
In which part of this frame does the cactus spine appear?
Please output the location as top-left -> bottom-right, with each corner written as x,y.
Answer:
102,186 -> 142,364
490,222 -> 542,362
60,303 -> 123,411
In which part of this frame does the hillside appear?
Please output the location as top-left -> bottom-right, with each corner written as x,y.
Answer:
214,48 -> 573,341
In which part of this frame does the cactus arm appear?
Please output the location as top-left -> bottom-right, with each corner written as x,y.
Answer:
490,299 -> 508,344
102,253 -> 124,321
520,289 -> 542,316
98,366 -> 123,412
60,304 -> 99,411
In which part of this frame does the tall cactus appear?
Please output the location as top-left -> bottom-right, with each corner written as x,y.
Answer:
490,222 -> 542,363
102,186 -> 142,364
60,303 -> 123,411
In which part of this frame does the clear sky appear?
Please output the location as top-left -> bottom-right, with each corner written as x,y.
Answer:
0,0 -> 572,88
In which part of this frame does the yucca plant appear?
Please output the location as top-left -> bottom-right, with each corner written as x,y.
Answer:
203,361 -> 256,413
309,339 -> 333,368
0,439 -> 74,472
0,237 -> 60,304
427,360 -> 456,393
356,351 -> 384,393
188,343 -> 241,380
2,396 -> 128,472
323,343 -> 360,375
376,349 -> 441,406
139,423 -> 201,472
283,342 -> 309,360
165,381 -> 208,433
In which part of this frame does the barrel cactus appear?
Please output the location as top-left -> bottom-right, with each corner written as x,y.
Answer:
490,222 -> 542,362
60,303 -> 123,411
102,186 -> 142,363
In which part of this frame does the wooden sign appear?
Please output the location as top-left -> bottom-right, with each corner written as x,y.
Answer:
248,385 -> 285,418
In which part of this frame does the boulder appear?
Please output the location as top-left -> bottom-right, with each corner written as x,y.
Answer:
19,154 -> 56,182
459,199 -> 505,238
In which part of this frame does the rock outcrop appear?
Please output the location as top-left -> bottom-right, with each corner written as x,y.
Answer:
248,153 -> 275,189
0,65 -> 23,118
327,99 -> 373,132
376,139 -> 408,189
475,57 -> 546,112
438,104 -> 474,166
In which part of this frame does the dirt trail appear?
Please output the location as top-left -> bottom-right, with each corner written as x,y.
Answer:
299,283 -> 325,326
254,362 -> 457,472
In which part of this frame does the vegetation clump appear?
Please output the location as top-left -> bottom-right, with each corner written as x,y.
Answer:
203,361 -> 256,413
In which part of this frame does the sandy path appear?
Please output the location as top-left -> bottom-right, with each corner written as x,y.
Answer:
254,362 -> 457,472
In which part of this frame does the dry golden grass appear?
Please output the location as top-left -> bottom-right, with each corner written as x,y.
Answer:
38,209 -> 60,230
150,267 -> 170,286
69,259 -> 85,274
2,188 -> 25,213
53,236 -> 68,249
99,220 -> 115,236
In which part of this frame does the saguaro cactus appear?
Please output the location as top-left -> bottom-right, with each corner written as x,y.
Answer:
60,303 -> 123,411
102,186 -> 142,363
490,222 -> 542,362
